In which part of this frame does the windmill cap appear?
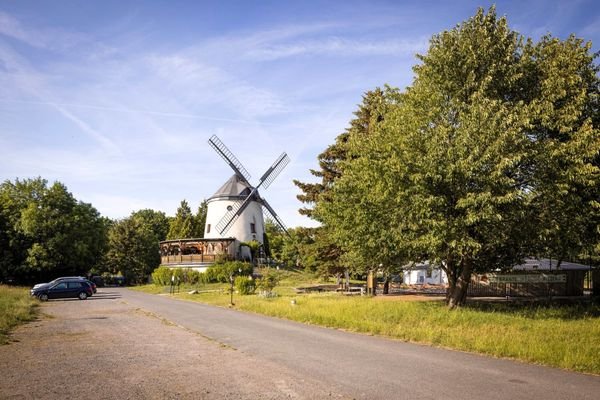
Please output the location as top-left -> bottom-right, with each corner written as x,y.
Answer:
209,174 -> 259,200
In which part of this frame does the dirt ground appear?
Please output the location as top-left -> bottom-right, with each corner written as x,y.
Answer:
0,290 -> 347,400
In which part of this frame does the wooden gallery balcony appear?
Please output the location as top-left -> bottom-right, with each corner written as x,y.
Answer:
159,238 -> 236,266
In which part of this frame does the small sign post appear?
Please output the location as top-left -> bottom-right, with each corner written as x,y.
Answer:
367,270 -> 376,296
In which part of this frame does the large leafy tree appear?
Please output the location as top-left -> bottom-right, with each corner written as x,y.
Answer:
105,216 -> 159,284
0,177 -> 106,283
264,220 -> 285,260
317,7 -> 599,307
524,35 -> 600,264
131,209 -> 170,242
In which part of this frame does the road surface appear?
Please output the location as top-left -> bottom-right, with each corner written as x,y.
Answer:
1,287 -> 598,399
120,288 -> 600,399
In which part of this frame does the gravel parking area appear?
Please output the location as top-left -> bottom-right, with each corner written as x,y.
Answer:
0,289 -> 346,400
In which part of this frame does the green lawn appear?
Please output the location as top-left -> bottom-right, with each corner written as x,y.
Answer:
134,272 -> 600,374
0,285 -> 39,344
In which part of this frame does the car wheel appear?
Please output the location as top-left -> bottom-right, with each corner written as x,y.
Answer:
39,293 -> 49,301
78,292 -> 88,300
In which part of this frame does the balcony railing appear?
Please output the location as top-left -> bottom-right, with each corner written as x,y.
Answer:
161,254 -> 221,265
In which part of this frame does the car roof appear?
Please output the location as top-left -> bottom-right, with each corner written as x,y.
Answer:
52,276 -> 86,281
53,278 -> 90,283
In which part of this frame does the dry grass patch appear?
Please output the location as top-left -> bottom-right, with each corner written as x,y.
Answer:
0,285 -> 39,344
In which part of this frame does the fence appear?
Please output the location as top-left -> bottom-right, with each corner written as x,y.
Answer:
467,270 -> 589,297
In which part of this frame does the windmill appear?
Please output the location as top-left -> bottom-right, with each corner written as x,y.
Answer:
204,135 -> 289,261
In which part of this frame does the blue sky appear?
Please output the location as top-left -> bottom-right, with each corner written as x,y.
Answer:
1,0 -> 598,228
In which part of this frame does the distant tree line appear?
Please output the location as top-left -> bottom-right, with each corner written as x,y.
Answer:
0,176 -> 337,285
0,178 -> 209,285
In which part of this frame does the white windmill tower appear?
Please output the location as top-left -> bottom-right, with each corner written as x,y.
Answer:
204,135 -> 290,261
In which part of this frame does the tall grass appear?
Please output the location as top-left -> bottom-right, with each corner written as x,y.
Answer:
0,285 -> 39,344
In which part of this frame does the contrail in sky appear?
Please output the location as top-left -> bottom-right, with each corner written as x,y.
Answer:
0,98 -> 278,126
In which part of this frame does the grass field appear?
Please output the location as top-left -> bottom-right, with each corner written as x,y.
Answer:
134,270 -> 600,374
0,285 -> 39,344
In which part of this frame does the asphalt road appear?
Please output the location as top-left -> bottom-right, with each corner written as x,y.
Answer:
120,288 -> 600,400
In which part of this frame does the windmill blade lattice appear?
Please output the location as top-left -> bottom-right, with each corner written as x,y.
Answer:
215,194 -> 253,235
208,135 -> 251,182
257,153 -> 290,189
208,134 -> 290,237
215,151 -> 290,235
262,199 -> 289,235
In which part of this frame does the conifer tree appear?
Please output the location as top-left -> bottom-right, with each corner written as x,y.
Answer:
167,200 -> 196,239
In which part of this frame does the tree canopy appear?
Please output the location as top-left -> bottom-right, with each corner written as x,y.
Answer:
310,7 -> 599,307
104,210 -> 167,284
167,199 -> 207,239
0,177 -> 106,283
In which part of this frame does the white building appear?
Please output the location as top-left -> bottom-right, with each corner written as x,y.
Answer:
403,262 -> 447,285
204,174 -> 265,261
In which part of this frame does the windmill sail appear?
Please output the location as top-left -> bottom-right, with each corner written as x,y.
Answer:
262,199 -> 289,236
208,135 -> 251,182
215,151 -> 290,235
215,193 -> 254,235
257,153 -> 289,189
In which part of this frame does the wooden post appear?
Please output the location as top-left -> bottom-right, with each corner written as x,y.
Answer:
367,270 -> 376,296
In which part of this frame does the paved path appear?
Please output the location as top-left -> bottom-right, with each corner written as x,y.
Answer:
120,288 -> 600,400
1,289 -> 338,399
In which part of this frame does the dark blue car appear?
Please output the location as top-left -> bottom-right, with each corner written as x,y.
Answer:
31,279 -> 93,301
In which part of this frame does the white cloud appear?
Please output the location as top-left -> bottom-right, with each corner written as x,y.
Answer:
245,37 -> 429,61
144,53 -> 288,118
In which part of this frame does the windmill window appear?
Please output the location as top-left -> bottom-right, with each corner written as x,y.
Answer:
250,223 -> 256,233
206,224 -> 211,233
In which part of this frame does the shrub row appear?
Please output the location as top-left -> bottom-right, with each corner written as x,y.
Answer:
151,266 -> 203,285
204,261 -> 253,283
151,261 -> 254,286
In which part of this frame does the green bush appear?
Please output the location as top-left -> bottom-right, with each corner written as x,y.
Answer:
151,267 -> 172,285
151,267 -> 202,285
256,269 -> 280,294
235,276 -> 256,295
205,261 -> 253,283
187,269 -> 200,284
152,263 -> 253,286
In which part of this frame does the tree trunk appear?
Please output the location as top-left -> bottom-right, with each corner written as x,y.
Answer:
444,254 -> 456,303
447,258 -> 473,309
383,277 -> 390,294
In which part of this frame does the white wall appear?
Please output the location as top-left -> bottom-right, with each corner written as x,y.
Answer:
403,269 -> 447,285
204,197 -> 265,259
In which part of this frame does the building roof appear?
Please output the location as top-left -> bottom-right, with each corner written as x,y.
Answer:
209,174 -> 255,200
513,258 -> 593,271
403,261 -> 441,270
